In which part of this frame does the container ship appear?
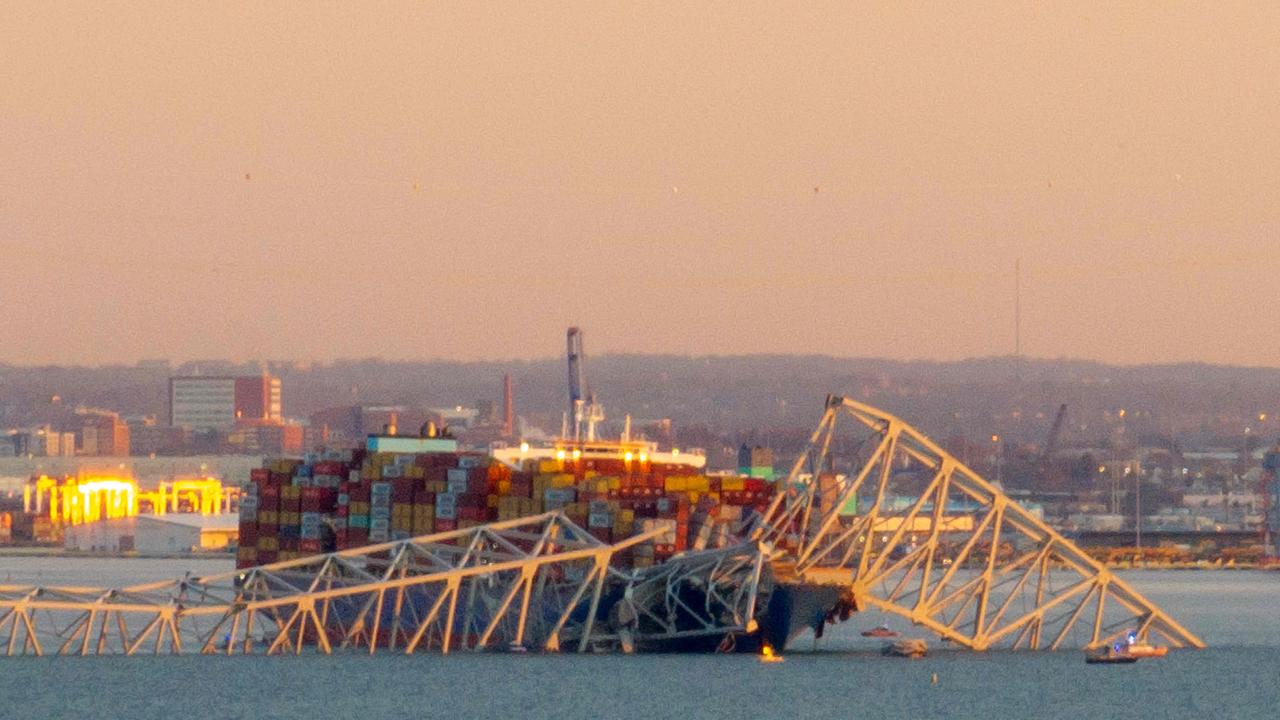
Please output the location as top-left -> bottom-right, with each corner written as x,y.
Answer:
235,328 -> 796,652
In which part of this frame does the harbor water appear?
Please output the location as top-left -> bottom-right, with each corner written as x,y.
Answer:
0,558 -> 1275,719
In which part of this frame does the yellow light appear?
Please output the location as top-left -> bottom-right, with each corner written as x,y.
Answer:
991,434 -> 999,443
572,449 -> 582,460
1260,413 -> 1268,422
672,448 -> 680,456
555,450 -> 566,461
520,442 -> 530,453
624,451 -> 633,462
639,452 -> 648,463
1118,409 -> 1126,418
1098,465 -> 1106,474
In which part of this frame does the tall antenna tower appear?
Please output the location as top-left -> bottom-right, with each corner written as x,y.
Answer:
1014,257 -> 1022,358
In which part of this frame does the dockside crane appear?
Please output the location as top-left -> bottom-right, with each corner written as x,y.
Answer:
1035,403 -> 1068,487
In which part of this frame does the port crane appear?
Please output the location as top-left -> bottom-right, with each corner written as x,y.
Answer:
1033,404 -> 1068,487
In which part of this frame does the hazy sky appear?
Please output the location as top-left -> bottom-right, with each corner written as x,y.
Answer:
4,3 -> 1278,366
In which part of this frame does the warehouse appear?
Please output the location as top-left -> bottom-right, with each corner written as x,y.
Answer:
64,513 -> 239,554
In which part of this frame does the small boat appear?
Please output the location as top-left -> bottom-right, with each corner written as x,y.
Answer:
1121,631 -> 1168,658
861,624 -> 899,638
1085,644 -> 1139,664
1126,642 -> 1168,658
883,638 -> 928,658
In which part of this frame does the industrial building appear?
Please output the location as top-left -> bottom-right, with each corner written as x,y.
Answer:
62,513 -> 238,554
169,374 -> 282,429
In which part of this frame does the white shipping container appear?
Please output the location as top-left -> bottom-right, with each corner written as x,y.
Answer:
640,519 -> 677,544
588,512 -> 612,528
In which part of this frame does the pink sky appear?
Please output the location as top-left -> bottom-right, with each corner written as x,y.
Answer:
3,3 -> 1278,365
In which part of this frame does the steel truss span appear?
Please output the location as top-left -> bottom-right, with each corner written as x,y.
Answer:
751,395 -> 1203,651
0,396 -> 1202,657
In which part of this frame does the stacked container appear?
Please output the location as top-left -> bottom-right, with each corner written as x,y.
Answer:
235,445 -> 777,571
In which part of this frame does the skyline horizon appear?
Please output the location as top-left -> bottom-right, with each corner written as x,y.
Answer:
6,4 -> 1280,367
6,348 -> 1280,373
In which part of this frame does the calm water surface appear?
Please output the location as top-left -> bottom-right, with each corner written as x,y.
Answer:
0,557 -> 1274,720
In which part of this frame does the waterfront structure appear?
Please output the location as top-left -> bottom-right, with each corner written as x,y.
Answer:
169,375 -> 282,430
63,513 -> 238,553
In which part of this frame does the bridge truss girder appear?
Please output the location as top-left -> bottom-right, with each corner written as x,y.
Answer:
754,395 -> 1204,651
0,513 -> 675,657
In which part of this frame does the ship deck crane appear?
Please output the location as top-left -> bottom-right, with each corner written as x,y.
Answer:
566,327 -> 604,441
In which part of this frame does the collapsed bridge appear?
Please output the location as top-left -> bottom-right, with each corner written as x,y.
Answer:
0,396 -> 1202,656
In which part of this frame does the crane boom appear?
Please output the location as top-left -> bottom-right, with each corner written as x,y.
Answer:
1035,404 -> 1068,486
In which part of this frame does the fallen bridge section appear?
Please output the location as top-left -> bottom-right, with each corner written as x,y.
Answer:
752,395 -> 1204,651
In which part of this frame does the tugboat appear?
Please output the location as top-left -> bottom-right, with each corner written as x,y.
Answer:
861,624 -> 899,638
1085,643 -> 1139,664
1122,630 -> 1168,658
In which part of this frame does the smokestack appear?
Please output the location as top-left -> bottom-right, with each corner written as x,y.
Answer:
503,374 -> 514,438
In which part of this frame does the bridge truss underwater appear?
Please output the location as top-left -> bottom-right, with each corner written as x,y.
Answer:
0,396 -> 1202,657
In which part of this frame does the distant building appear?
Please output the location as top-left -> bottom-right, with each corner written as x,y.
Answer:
170,375 -> 282,430
737,445 -> 775,480
11,426 -> 78,457
225,420 -> 304,456
78,410 -> 130,456
127,416 -> 192,456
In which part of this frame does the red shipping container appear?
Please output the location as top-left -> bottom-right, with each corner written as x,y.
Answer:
300,487 -> 336,513
435,519 -> 457,532
250,468 -> 271,483
392,477 -> 416,503
300,539 -> 322,554
239,522 -> 259,546
258,485 -> 280,507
